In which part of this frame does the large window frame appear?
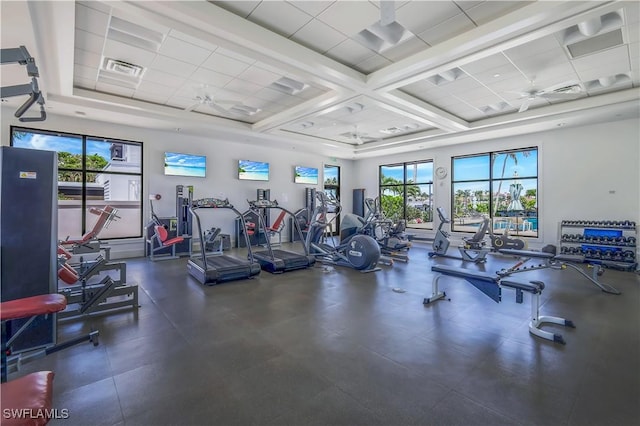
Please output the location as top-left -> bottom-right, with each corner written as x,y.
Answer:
10,126 -> 143,240
451,147 -> 538,237
379,160 -> 434,230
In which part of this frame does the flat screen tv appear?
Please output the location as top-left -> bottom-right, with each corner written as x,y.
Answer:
164,152 -> 206,177
238,160 -> 269,181
294,166 -> 318,184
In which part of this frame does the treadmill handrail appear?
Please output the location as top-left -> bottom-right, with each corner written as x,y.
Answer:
247,202 -> 311,257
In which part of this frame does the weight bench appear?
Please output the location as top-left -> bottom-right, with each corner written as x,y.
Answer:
497,249 -> 621,295
425,264 -> 575,344
1,294 -> 98,425
1,294 -> 99,382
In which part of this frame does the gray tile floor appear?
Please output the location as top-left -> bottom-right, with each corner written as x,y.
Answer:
14,243 -> 640,425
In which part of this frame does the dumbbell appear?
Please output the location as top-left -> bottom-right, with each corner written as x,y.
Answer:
561,246 -> 569,254
627,236 -> 636,246
622,250 -> 635,260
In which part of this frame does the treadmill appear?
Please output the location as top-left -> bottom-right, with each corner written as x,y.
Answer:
247,199 -> 315,273
187,198 -> 261,285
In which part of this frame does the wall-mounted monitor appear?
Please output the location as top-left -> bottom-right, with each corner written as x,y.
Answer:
238,160 -> 269,181
294,166 -> 318,184
164,152 -> 206,178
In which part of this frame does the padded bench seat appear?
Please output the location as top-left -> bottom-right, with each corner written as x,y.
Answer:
499,249 -> 555,259
426,264 -> 574,344
0,371 -> 55,426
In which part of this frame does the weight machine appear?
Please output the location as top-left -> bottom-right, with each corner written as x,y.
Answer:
1,46 -> 46,122
145,185 -> 193,259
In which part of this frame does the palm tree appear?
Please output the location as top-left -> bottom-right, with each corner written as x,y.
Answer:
492,150 -> 530,215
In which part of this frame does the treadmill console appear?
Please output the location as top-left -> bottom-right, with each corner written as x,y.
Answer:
193,198 -> 231,208
248,199 -> 278,208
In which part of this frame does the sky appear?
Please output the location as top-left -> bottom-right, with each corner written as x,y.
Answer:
13,131 -> 112,160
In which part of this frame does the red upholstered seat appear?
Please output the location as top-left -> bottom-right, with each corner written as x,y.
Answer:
1,371 -> 55,426
155,226 -> 184,246
0,294 -> 67,322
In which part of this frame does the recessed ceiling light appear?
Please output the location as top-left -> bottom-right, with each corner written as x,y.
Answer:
175,127 -> 181,132
493,73 -> 501,78
557,123 -> 565,127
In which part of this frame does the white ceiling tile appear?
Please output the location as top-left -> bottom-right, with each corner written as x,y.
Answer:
224,78 -> 263,95
75,29 -> 105,54
103,39 -> 158,68
287,1 -> 334,17
291,18 -> 347,53
74,64 -> 98,80
465,1 -> 531,26
133,91 -> 171,104
158,36 -> 212,66
454,1 -> 484,11
215,47 -> 256,65
504,35 -> 564,62
211,1 -> 261,18
380,37 -> 430,62
459,53 -> 512,74
508,51 -> 572,80
417,13 -> 475,46
627,22 -> 639,44
571,45 -> 631,74
201,52 -> 252,76
74,48 -> 102,69
110,10 -> 171,36
236,65 -> 281,86
254,86 -> 290,103
142,69 -> 187,88
74,77 -> 96,90
575,61 -> 632,82
623,1 -> 640,24
355,54 -> 393,74
317,1 -> 380,36
136,79 -> 178,96
248,1 -> 313,38
395,1 -> 461,35
190,67 -> 234,87
484,74 -> 533,93
75,3 -> 109,37
95,82 -> 134,97
150,55 -> 198,78
166,94 -> 199,109
77,0 -> 111,15
168,29 -> 219,52
325,39 -> 375,66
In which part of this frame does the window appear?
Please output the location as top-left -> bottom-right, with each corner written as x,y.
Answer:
323,165 -> 340,235
379,160 -> 433,229
452,148 -> 538,237
11,127 -> 143,240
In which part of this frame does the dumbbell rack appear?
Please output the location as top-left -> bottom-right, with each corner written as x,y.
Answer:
558,220 -> 637,271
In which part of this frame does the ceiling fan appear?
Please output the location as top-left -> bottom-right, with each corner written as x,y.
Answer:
512,81 -> 584,113
345,125 -> 367,145
186,86 -> 239,114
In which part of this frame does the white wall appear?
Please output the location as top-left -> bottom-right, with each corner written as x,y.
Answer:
355,118 -> 640,252
1,107 -> 353,257
3,107 -> 638,257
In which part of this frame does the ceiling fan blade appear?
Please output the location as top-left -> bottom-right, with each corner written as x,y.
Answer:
540,92 -> 582,100
519,98 -> 532,113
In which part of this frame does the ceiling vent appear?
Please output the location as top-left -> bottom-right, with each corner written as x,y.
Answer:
566,29 -> 624,58
104,59 -> 144,77
584,73 -> 630,90
426,68 -> 463,86
229,104 -> 261,116
480,102 -> 510,114
379,123 -> 419,135
353,1 -> 414,53
563,11 -> 624,58
270,77 -> 308,95
97,58 -> 144,90
107,16 -> 165,52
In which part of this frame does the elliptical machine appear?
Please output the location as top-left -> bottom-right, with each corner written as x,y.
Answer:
429,207 -> 490,263
362,197 -> 411,261
305,191 -> 381,272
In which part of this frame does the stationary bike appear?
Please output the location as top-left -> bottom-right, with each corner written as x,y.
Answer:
305,192 -> 381,272
488,218 -> 527,250
429,207 -> 490,263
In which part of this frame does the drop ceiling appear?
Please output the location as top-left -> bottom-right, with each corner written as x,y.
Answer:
1,1 -> 639,159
